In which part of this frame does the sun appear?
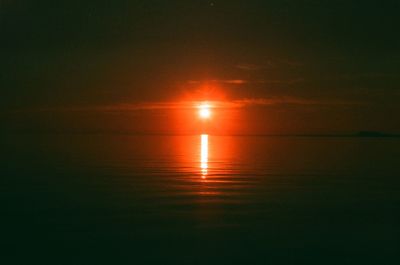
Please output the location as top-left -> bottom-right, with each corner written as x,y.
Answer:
199,108 -> 211,119
198,103 -> 211,119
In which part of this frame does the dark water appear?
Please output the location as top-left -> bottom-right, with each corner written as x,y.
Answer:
2,135 -> 400,264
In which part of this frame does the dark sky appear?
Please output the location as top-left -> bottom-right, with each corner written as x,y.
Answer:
1,0 -> 399,134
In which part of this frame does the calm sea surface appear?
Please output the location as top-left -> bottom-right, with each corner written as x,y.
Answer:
2,135 -> 400,264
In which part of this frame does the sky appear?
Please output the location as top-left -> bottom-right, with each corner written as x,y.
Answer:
1,0 -> 399,134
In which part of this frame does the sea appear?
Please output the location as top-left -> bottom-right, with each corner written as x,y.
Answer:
1,134 -> 399,264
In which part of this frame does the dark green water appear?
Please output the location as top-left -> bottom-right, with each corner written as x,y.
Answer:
1,135 -> 399,264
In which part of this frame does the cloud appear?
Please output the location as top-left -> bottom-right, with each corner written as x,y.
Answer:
187,79 -> 247,85
186,78 -> 303,86
235,59 -> 303,71
11,96 -> 362,114
235,64 -> 262,71
232,97 -> 362,107
340,72 -> 400,80
255,78 -> 304,85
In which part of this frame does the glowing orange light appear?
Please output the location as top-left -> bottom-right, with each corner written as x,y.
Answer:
198,103 -> 211,119
200,134 -> 208,178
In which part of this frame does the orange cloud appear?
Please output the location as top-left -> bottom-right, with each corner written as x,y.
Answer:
187,79 -> 247,85
10,97 -> 363,114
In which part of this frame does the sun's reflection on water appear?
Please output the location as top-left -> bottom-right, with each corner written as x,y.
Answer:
200,134 -> 208,179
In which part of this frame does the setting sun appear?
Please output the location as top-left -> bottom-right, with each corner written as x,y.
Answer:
198,103 -> 211,119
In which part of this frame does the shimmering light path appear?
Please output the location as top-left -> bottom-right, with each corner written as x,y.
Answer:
200,134 -> 208,178
2,135 -> 399,264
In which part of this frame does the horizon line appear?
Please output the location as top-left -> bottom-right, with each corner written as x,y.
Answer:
2,130 -> 399,138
